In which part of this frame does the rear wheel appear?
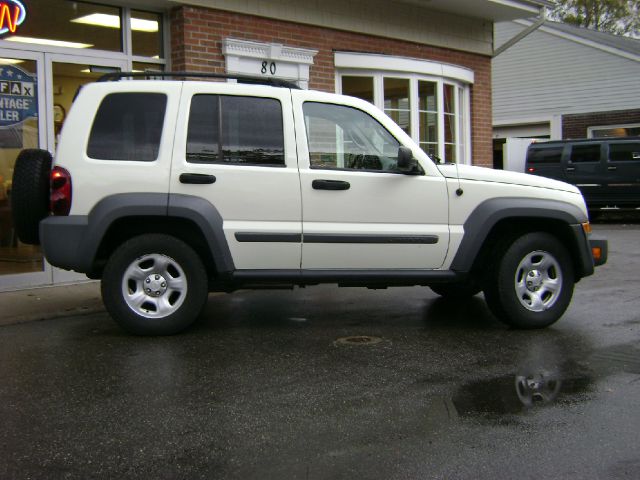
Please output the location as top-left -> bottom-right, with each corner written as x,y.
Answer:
11,149 -> 52,245
483,232 -> 574,329
101,234 -> 208,335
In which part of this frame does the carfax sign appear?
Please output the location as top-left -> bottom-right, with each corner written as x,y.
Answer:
0,65 -> 37,127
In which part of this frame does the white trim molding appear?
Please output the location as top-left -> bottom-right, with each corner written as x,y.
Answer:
334,52 -> 475,84
223,38 -> 318,89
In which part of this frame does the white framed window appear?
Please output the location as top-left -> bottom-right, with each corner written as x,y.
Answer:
335,52 -> 473,164
588,123 -> 640,139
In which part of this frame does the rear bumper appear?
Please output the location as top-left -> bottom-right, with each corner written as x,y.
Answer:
589,238 -> 608,267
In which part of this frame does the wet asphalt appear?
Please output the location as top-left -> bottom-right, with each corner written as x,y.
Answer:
1,224 -> 639,479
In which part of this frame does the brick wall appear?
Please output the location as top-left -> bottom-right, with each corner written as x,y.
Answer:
170,5 -> 493,167
563,109 -> 640,139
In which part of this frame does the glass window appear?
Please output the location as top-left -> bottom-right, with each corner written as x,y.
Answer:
443,84 -> 457,163
186,95 -> 285,167
342,76 -> 374,103
384,78 -> 410,136
4,0 -> 122,52
609,143 -> 640,162
187,95 -> 219,163
303,102 -> 400,172
570,145 -> 600,163
527,147 -> 563,164
87,93 -> 167,161
131,10 -> 163,58
418,81 -> 437,158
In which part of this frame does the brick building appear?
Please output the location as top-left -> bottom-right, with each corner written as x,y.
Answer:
0,0 -> 545,290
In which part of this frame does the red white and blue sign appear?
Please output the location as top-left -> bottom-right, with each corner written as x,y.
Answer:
0,65 -> 37,127
0,0 -> 27,35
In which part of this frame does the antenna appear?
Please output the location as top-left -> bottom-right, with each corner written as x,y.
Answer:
454,161 -> 464,196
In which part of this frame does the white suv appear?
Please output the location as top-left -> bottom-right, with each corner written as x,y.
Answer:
11,73 -> 607,335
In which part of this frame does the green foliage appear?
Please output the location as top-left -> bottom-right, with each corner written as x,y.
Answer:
549,0 -> 640,37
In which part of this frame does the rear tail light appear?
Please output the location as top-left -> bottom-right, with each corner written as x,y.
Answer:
527,167 -> 536,173
50,166 -> 72,216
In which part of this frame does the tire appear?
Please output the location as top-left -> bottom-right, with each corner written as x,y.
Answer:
11,149 -> 52,245
101,234 -> 209,335
430,281 -> 481,299
483,232 -> 574,329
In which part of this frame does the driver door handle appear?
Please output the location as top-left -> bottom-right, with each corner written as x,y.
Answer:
312,179 -> 351,191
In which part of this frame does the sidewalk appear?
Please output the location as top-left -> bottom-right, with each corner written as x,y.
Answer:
0,282 -> 105,327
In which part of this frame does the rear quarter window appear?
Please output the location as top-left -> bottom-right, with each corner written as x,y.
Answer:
527,146 -> 563,164
609,142 -> 640,162
87,92 -> 167,161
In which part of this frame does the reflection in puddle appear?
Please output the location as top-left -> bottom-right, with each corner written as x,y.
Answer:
453,373 -> 593,419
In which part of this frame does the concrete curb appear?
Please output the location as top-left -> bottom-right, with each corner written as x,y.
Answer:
0,281 -> 105,327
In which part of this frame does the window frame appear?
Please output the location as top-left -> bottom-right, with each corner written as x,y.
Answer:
337,68 -> 472,164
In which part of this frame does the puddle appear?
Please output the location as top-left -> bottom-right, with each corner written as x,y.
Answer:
452,373 -> 593,419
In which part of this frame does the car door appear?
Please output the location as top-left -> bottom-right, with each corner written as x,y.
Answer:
292,90 -> 449,270
564,142 -> 605,205
170,83 -> 302,270
604,139 -> 640,206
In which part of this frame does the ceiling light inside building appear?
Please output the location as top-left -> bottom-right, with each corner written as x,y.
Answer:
4,36 -> 93,49
71,13 -> 159,32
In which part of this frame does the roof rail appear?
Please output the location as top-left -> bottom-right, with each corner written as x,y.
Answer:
97,71 -> 301,89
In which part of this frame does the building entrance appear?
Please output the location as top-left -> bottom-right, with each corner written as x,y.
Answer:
0,50 -> 125,290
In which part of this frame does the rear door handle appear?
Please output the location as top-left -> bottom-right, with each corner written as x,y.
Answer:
565,167 -> 575,172
180,173 -> 216,184
608,166 -> 617,171
312,179 -> 350,191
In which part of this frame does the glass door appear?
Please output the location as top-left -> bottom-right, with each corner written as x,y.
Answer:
45,54 -> 126,284
0,50 -> 126,289
0,50 -> 49,289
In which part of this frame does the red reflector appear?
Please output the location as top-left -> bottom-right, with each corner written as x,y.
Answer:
50,166 -> 72,216
527,167 -> 535,173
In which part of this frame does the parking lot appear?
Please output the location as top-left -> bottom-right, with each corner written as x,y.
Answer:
0,223 -> 638,479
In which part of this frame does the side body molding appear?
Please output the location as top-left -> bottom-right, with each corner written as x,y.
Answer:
40,193 -> 234,274
450,197 -> 592,277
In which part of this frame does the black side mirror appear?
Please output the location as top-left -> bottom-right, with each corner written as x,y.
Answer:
397,146 -> 421,175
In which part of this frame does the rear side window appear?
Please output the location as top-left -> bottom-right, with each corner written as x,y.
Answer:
609,142 -> 640,162
87,93 -> 167,161
186,95 -> 285,166
527,146 -> 563,164
570,144 -> 600,163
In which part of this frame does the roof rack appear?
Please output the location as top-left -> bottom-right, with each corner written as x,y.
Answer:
97,71 -> 301,89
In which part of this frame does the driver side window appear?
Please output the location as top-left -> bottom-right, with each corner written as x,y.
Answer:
303,102 -> 400,172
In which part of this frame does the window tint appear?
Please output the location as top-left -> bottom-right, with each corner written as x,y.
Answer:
570,144 -> 600,163
527,146 -> 563,164
186,95 -> 284,166
609,142 -> 640,162
187,95 -> 219,163
303,102 -> 400,172
222,97 -> 284,166
87,93 -> 166,161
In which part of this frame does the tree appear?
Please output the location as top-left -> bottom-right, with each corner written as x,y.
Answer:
548,0 -> 640,37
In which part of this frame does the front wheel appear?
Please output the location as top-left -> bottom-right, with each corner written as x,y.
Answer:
483,232 -> 574,329
101,234 -> 208,335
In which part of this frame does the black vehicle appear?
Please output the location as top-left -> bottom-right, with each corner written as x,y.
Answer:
525,137 -> 640,210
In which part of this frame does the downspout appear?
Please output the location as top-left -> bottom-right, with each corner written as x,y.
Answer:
493,7 -> 547,57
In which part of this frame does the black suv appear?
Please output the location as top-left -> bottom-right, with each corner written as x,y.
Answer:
525,137 -> 640,210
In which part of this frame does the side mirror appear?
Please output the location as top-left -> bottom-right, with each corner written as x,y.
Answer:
397,146 -> 421,175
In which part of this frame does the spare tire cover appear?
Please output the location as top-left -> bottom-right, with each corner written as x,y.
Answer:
11,149 -> 53,245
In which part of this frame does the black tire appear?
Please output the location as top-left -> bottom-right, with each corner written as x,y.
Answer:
101,234 -> 209,335
430,281 -> 481,299
483,232 -> 574,329
11,149 -> 52,245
